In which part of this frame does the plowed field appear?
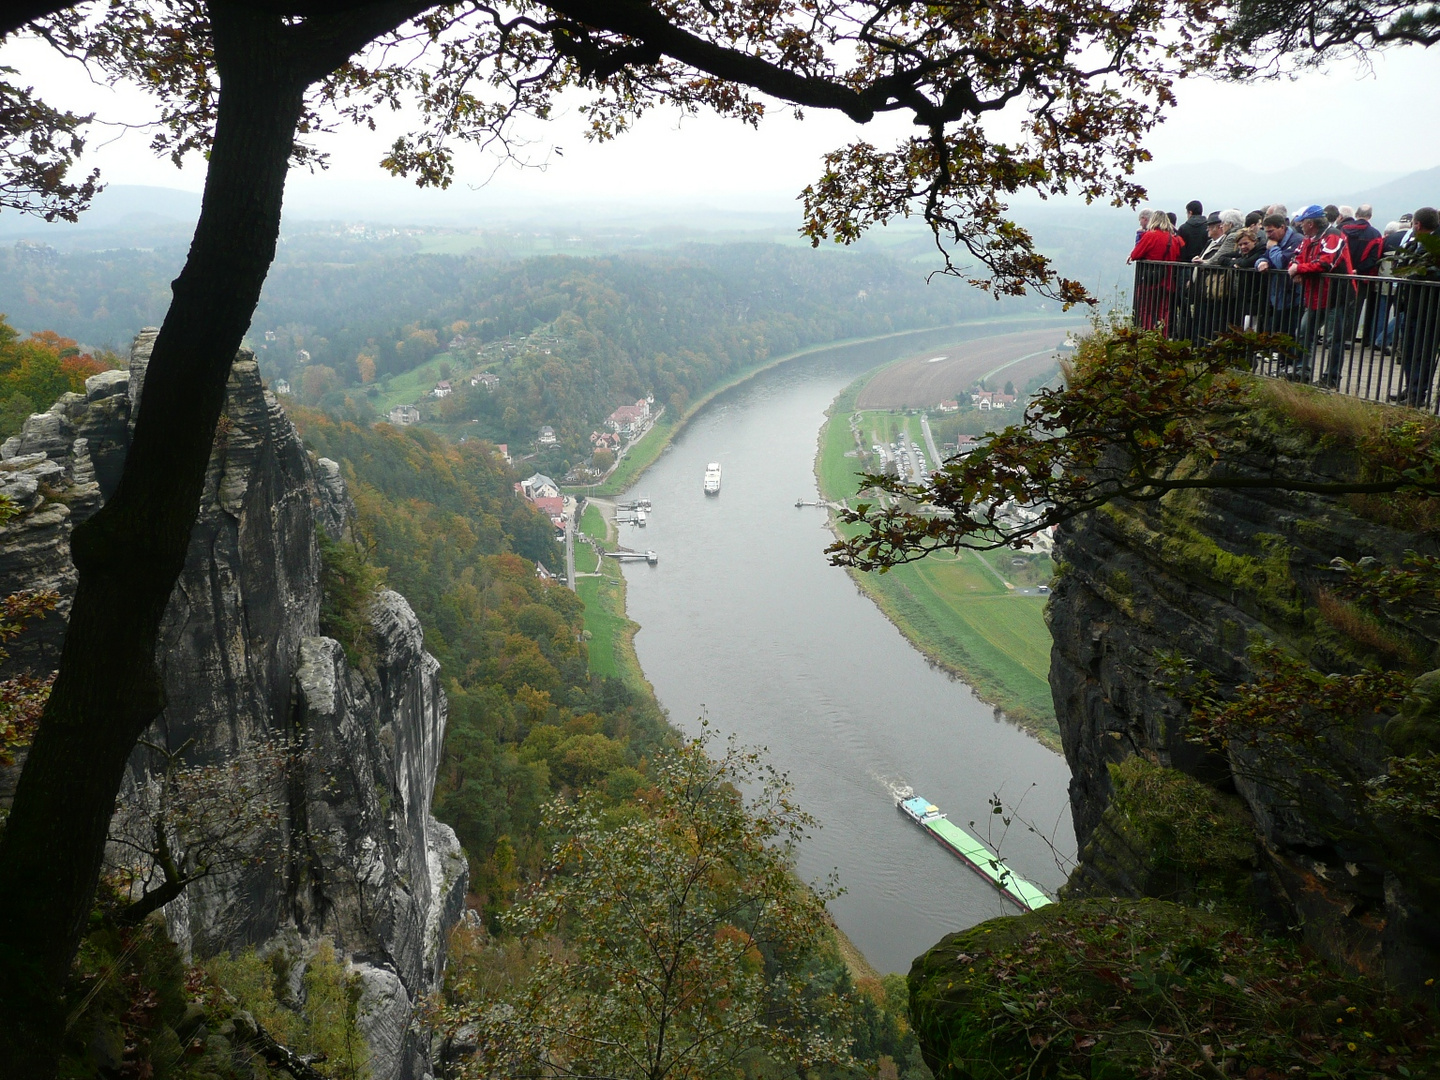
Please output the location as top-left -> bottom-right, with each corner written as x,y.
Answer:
854,325 -> 1081,408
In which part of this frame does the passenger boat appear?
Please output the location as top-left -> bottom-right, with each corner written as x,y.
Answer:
703,462 -> 722,495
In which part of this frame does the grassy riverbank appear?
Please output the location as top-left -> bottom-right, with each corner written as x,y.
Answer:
575,501 -> 655,694
815,372 -> 1060,750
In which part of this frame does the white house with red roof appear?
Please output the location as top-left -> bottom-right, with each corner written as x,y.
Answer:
606,399 -> 651,437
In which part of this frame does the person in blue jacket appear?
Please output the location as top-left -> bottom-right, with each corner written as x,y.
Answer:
1256,212 -> 1303,340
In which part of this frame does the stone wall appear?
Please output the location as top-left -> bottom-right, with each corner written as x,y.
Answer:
0,332 -> 465,1079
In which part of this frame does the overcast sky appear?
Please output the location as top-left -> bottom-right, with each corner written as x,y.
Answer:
3,30 -> 1437,214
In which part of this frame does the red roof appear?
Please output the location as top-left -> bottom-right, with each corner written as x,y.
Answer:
533,496 -> 565,517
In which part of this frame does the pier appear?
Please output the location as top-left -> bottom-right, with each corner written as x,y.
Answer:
604,549 -> 659,565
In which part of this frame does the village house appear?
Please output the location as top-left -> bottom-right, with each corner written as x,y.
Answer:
388,404 -> 420,426
589,430 -> 620,452
273,379 -> 291,396
935,399 -> 959,413
431,380 -> 452,399
295,349 -> 311,364
471,372 -> 500,391
495,443 -> 511,465
605,399 -> 651,437
517,472 -> 560,500
954,434 -> 981,455
971,390 -> 1015,411
533,495 -> 566,531
538,425 -> 558,446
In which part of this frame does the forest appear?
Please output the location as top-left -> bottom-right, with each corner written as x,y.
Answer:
1,235 -> 1027,476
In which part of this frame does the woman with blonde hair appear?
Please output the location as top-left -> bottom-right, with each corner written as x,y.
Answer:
1129,211 -> 1183,332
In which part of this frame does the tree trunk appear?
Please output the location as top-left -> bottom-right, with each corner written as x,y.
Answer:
0,7 -> 309,1074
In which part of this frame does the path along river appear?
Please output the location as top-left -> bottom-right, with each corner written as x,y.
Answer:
615,326 -> 1077,974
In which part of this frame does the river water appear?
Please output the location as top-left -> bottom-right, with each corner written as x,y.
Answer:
617,328 -> 1077,975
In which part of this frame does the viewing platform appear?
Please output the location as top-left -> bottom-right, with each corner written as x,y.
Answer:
1132,260 -> 1440,413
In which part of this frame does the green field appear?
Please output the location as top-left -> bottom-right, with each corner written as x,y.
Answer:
816,373 -> 1059,748
373,352 -> 459,413
580,503 -> 608,543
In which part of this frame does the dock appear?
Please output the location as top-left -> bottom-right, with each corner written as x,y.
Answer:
603,549 -> 659,565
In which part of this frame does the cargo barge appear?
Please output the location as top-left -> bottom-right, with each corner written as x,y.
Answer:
895,788 -> 1051,912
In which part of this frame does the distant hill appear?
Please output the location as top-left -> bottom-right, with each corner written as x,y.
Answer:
1344,166 -> 1440,224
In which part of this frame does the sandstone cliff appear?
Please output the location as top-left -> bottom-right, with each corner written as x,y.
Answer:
1047,414 -> 1439,987
0,331 -> 466,1080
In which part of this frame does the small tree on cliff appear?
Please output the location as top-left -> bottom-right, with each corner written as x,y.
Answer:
0,1 -> 1230,1071
454,731 -> 850,1080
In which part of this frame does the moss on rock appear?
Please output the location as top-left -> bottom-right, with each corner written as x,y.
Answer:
909,898 -> 1438,1080
1062,758 -> 1258,917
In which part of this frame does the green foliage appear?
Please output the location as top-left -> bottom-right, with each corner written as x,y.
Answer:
1076,758 -> 1258,915
292,408 -> 672,919
204,940 -> 369,1080
450,731 -> 852,1080
60,908 -> 230,1080
910,898 -> 1439,1080
318,533 -> 383,672
830,325 -> 1440,570
0,586 -> 58,767
56,893 -> 363,1080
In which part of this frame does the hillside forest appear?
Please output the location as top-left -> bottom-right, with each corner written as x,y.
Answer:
0,237 -> 1030,477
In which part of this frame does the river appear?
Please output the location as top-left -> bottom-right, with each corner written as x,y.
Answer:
615,327 -> 1077,975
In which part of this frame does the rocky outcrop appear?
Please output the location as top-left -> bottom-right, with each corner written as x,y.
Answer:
1048,421 -> 1440,988
0,332 -> 465,1079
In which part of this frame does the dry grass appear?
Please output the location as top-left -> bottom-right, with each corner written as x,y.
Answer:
1316,587 -> 1426,667
1249,378 -> 1433,443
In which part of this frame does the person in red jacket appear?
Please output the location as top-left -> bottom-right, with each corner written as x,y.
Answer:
1289,204 -> 1355,387
1129,213 -> 1184,333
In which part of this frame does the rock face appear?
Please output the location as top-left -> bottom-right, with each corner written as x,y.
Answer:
1048,426 -> 1440,988
0,332 -> 466,1080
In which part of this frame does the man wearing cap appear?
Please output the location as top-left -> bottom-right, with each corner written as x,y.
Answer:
1289,204 -> 1355,387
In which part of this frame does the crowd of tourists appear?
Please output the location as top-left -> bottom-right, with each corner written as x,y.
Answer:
1128,200 -> 1439,408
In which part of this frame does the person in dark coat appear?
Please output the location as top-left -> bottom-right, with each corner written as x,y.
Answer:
1257,212 -> 1303,340
1220,227 -> 1268,331
1177,200 -> 1209,263
1340,204 -> 1385,344
1395,206 -> 1440,407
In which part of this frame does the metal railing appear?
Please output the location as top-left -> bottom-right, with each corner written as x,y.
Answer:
1132,260 -> 1440,413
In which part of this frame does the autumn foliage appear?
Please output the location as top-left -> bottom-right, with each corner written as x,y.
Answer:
0,315 -> 117,439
